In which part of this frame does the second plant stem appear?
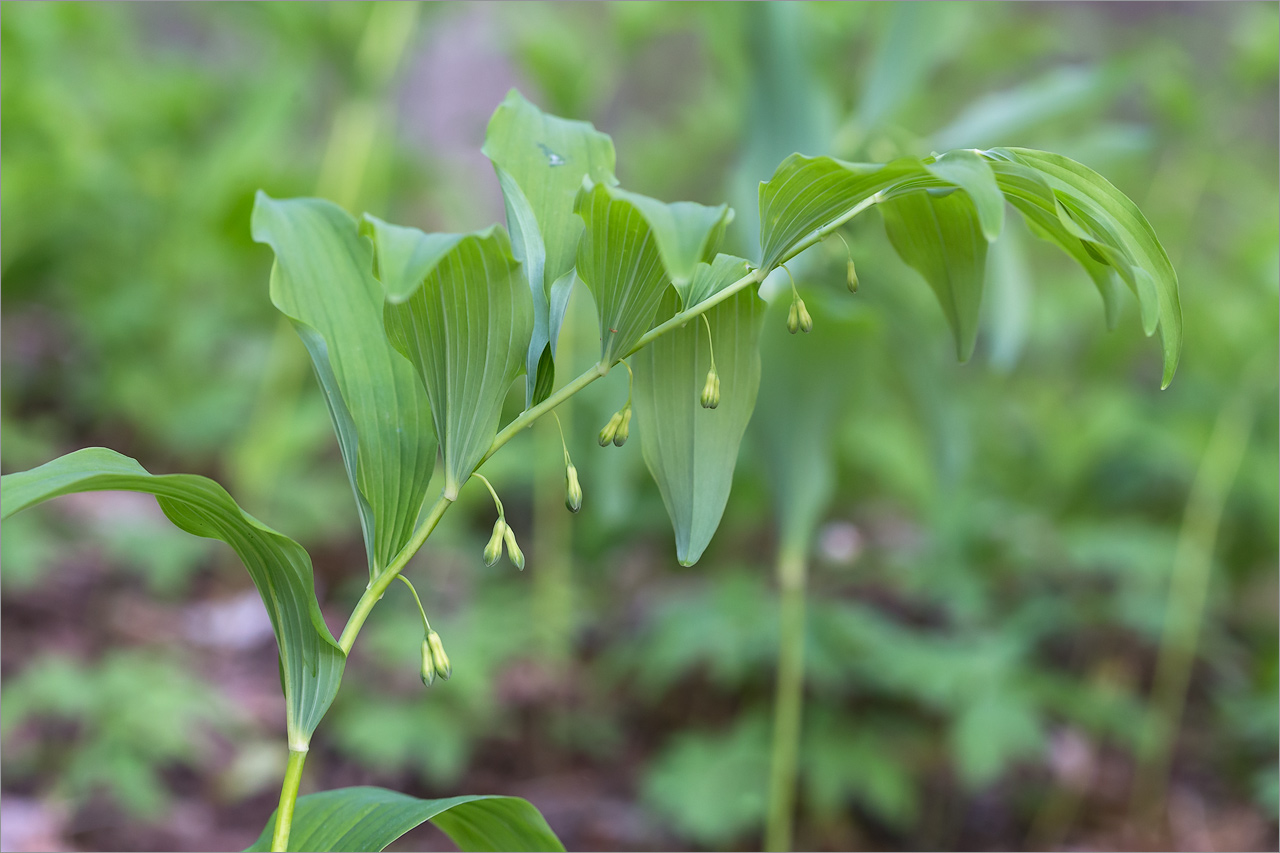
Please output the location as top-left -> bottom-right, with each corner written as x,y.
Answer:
766,545 -> 809,852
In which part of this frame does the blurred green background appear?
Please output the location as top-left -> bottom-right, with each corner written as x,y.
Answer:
2,3 -> 1276,851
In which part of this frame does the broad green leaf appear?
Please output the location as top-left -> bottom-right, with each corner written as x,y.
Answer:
0,448 -> 343,748
575,180 -> 733,365
881,189 -> 989,361
482,89 -> 617,405
925,149 -> 1004,241
633,287 -> 766,566
600,186 -> 734,293
252,194 -> 436,576
247,786 -> 564,852
753,292 -> 869,555
985,156 -> 1125,329
758,155 -> 930,268
1001,147 -> 1182,387
758,148 -> 1180,385
377,224 -> 533,500
685,253 -> 754,310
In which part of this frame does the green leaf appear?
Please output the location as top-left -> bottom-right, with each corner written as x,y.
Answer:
684,253 -> 754,310
0,448 -> 343,748
925,148 -> 1004,241
633,287 -> 766,566
251,193 -> 436,576
574,180 -> 733,365
247,787 -> 564,852
374,223 -> 533,500
881,189 -> 990,361
482,89 -> 617,405
757,155 -> 930,268
600,187 -> 734,294
999,147 -> 1182,387
988,156 -> 1125,330
757,148 -> 1181,385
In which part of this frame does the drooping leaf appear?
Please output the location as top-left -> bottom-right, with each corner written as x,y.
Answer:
987,156 -> 1125,330
755,148 -> 1181,385
251,193 -> 436,576
246,787 -> 564,852
0,448 -> 343,748
881,189 -> 990,361
757,155 -> 930,268
373,223 -> 533,500
633,287 -> 767,566
574,180 -> 734,366
598,186 -> 734,293
998,147 -> 1182,387
482,89 -> 617,405
925,148 -> 1004,241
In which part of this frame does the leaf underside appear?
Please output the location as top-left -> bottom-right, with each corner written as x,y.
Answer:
377,224 -> 533,500
575,180 -> 734,366
756,148 -> 1181,385
634,287 -> 767,566
881,189 -> 989,361
246,786 -> 565,852
483,88 -> 618,406
251,193 -> 437,576
0,448 -> 344,746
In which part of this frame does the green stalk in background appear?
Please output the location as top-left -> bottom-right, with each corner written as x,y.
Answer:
1130,365 -> 1265,826
766,546 -> 810,852
754,289 -> 857,851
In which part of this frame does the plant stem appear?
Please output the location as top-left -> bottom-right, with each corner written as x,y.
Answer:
766,547 -> 808,852
1130,383 -> 1255,824
271,748 -> 308,852
339,494 -> 454,654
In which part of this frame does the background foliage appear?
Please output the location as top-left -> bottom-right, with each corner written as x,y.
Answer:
2,3 -> 1276,851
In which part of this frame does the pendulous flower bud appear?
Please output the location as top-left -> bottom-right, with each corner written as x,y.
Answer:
796,299 -> 813,333
565,464 -> 582,513
420,638 -> 436,687
483,518 -> 506,566
613,407 -> 632,447
787,300 -> 800,334
598,411 -> 623,447
846,259 -> 859,293
700,368 -> 720,409
426,629 -> 451,681
503,524 -> 525,571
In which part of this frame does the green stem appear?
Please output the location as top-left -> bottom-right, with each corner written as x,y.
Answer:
339,494 -> 454,654
766,547 -> 808,852
396,574 -> 432,634
1131,384 -> 1255,822
271,748 -> 308,852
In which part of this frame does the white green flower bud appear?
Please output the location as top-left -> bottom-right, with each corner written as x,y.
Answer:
797,299 -> 813,333
565,463 -> 582,513
419,638 -> 436,687
700,367 -> 720,409
613,407 -> 632,447
847,258 -> 859,293
483,518 -> 506,566
503,524 -> 525,571
787,300 -> 800,334
598,411 -> 623,447
426,629 -> 451,681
